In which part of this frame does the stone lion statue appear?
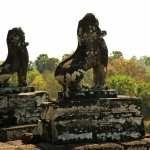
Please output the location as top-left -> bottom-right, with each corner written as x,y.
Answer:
55,13 -> 108,97
0,27 -> 29,86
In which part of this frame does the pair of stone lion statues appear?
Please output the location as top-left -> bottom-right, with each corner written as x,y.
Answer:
0,13 -> 108,97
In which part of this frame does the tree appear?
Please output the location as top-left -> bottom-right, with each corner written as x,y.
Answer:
31,74 -> 48,91
111,51 -> 123,59
0,61 -> 3,65
108,56 -> 150,82
140,56 -> 150,66
42,70 -> 62,99
81,69 -> 93,87
108,75 -> 136,95
35,54 -> 60,73
62,53 -> 71,61
48,58 -> 59,72
35,54 -> 49,73
27,69 -> 41,85
28,61 -> 35,71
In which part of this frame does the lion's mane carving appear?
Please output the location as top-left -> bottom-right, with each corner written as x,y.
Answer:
55,13 -> 108,97
0,27 -> 29,86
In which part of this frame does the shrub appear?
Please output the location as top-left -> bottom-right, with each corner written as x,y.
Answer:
107,75 -> 136,95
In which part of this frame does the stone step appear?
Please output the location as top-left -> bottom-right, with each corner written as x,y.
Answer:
0,86 -> 35,95
0,90 -> 49,126
0,124 -> 37,141
37,96 -> 145,143
58,89 -> 118,103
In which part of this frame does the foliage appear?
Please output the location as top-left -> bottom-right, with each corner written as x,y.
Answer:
31,74 -> 47,91
35,54 -> 49,73
27,69 -> 41,84
62,53 -> 71,61
135,81 -> 150,118
35,54 -> 59,73
8,73 -> 18,86
27,69 -> 61,99
42,70 -> 62,99
140,56 -> 150,66
144,120 -> 150,133
48,58 -> 60,72
110,50 -> 123,59
28,61 -> 35,71
108,57 -> 150,82
108,75 -> 136,95
139,56 -> 150,73
81,69 -> 93,87
136,82 -> 150,98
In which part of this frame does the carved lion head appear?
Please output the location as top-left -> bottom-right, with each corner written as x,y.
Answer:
77,13 -> 106,45
7,27 -> 28,48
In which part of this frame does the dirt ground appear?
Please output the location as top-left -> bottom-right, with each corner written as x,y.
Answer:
1,137 -> 150,150
0,140 -> 74,150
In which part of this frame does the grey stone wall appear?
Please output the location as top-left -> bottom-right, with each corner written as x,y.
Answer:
37,96 -> 145,143
0,124 -> 36,141
0,91 -> 49,127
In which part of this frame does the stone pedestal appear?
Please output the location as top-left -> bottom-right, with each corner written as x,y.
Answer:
0,86 -> 49,141
0,124 -> 37,141
36,94 -> 145,144
0,90 -> 49,127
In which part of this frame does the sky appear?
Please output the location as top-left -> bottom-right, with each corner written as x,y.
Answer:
0,0 -> 150,61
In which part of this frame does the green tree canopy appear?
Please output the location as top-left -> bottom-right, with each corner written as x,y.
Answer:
62,53 -> 71,61
35,54 -> 49,73
48,57 -> 60,72
140,56 -> 150,66
35,54 -> 60,73
111,51 -> 123,59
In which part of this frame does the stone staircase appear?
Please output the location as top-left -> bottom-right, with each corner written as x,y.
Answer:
0,87 -> 49,141
36,92 -> 145,144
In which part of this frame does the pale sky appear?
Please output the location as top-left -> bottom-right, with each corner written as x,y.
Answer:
0,0 -> 150,61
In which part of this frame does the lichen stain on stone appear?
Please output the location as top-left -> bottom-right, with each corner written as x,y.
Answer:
45,97 -> 145,143
58,132 -> 92,141
0,91 -> 49,126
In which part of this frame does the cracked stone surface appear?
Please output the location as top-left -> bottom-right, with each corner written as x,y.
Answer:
36,96 -> 145,143
0,90 -> 49,127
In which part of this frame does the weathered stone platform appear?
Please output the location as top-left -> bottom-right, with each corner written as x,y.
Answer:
58,89 -> 117,105
36,95 -> 145,144
0,86 -> 35,94
0,89 -> 49,127
0,124 -> 37,141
